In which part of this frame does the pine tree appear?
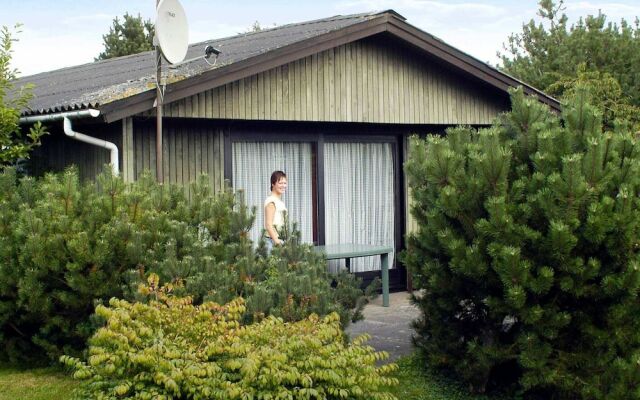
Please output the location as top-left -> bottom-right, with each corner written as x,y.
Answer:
0,168 -> 375,363
96,13 -> 154,60
499,0 -> 640,128
0,169 -> 252,362
404,88 -> 640,398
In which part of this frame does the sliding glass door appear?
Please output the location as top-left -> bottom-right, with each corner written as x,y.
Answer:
323,142 -> 395,272
229,132 -> 397,275
232,142 -> 314,244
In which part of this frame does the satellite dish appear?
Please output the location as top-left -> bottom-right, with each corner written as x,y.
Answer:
155,0 -> 189,64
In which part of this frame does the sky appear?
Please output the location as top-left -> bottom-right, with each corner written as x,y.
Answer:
2,0 -> 640,77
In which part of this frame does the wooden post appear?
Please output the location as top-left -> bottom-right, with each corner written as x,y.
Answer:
155,0 -> 164,183
381,252 -> 389,307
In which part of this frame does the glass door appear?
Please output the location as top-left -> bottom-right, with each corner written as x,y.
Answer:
323,142 -> 395,272
232,141 -> 314,244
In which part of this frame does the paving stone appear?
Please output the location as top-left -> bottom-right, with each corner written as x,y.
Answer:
345,291 -> 420,362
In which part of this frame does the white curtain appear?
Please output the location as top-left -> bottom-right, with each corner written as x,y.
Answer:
324,142 -> 395,272
232,142 -> 313,244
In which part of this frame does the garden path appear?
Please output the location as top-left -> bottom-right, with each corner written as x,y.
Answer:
345,291 -> 419,362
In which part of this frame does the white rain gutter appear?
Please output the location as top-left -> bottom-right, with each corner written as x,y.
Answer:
19,109 -> 119,176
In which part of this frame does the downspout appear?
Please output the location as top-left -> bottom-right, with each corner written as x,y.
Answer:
19,109 -> 119,176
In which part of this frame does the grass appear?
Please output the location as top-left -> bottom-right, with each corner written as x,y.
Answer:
0,364 -> 76,400
388,353 -> 516,400
0,353 -> 513,400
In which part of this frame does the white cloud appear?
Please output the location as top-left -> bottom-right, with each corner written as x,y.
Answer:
61,13 -> 114,26
566,1 -> 640,19
336,0 -> 524,64
188,21 -> 252,43
12,29 -> 103,77
338,0 -> 508,20
9,0 -> 640,77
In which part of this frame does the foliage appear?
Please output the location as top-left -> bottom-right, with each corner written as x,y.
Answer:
547,64 -> 640,129
499,0 -> 640,128
246,21 -> 263,32
62,274 -> 398,400
3,352 -> 523,400
404,88 -> 640,399
242,20 -> 277,33
96,13 -> 154,60
155,206 -> 380,327
0,167 -> 192,363
0,25 -> 46,167
0,167 -> 372,364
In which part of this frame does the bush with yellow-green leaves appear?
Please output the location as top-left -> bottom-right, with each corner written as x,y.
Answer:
61,274 -> 398,399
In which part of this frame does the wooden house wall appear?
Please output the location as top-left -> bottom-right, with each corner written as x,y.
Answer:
36,34 -> 509,238
141,36 -> 507,125
29,117 -> 226,197
30,121 -> 122,181
130,119 -> 226,194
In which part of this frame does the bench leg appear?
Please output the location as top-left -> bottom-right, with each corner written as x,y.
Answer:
381,253 -> 389,307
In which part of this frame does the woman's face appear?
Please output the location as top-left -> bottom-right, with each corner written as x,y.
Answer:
273,177 -> 288,195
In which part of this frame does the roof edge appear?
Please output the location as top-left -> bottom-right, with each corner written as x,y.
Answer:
99,13 -> 392,122
98,10 -> 559,122
384,15 -> 560,110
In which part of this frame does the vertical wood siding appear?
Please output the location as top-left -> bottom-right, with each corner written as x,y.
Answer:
133,121 -> 226,195
121,117 -> 135,182
144,37 -> 506,125
31,122 -> 122,181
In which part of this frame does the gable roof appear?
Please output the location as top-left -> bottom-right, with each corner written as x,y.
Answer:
16,10 -> 559,123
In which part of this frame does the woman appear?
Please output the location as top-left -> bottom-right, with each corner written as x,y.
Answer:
264,170 -> 288,250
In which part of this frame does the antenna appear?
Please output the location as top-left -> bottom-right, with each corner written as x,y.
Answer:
155,0 -> 189,64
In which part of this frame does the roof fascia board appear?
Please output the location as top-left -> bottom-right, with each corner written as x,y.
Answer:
385,16 -> 560,110
100,15 -> 390,123
100,12 -> 559,122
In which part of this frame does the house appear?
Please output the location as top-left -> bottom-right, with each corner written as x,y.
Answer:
16,10 -> 559,288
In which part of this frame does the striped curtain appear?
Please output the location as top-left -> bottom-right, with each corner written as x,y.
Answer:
232,142 -> 313,245
323,142 -> 395,272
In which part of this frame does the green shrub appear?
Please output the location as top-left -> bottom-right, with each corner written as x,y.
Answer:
0,167 -> 373,363
404,88 -> 640,398
62,274 -> 398,400
0,168 -> 247,362
172,221 -> 379,327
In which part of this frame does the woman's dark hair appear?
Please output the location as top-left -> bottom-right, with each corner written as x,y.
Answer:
270,170 -> 287,191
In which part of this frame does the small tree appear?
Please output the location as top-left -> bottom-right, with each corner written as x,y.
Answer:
404,88 -> 640,398
247,20 -> 263,32
242,21 -> 277,34
96,13 -> 154,60
0,25 -> 46,168
0,167 -> 374,364
499,0 -> 640,127
547,64 -> 640,130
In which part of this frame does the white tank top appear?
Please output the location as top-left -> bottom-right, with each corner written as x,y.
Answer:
264,195 -> 287,230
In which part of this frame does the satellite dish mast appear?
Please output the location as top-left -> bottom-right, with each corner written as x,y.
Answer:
154,0 -> 189,183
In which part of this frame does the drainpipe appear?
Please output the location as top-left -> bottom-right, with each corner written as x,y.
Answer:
19,109 -> 119,176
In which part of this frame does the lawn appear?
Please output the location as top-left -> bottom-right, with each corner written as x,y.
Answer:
388,354 -> 516,400
0,364 -> 76,400
1,354 -> 512,400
